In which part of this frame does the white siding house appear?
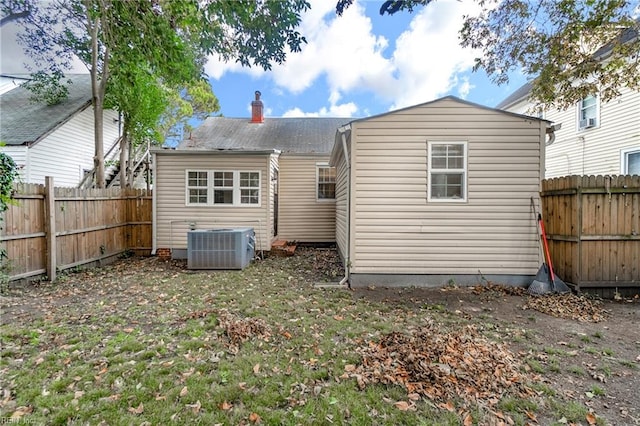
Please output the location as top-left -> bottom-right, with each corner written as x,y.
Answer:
0,74 -> 121,187
330,96 -> 550,287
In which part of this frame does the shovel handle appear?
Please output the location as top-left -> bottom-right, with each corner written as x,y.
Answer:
538,214 -> 556,282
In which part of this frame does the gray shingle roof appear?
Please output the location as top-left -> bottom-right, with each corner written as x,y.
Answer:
0,74 -> 92,146
178,117 -> 352,154
495,81 -> 533,110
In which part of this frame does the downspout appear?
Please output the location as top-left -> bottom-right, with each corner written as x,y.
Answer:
338,126 -> 351,287
545,123 -> 561,146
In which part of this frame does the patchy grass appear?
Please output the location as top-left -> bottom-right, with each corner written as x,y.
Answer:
0,249 -> 637,425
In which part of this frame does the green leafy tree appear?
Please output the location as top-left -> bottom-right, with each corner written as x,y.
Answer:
336,0 -> 639,110
0,150 -> 19,278
15,0 -> 310,187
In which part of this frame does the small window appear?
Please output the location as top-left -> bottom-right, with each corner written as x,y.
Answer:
187,171 -> 208,204
213,171 -> 234,204
317,165 -> 336,200
621,148 -> 640,175
578,95 -> 598,129
428,142 -> 467,202
240,171 -> 260,205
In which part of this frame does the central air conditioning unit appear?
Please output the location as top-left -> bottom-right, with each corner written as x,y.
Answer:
187,228 -> 255,270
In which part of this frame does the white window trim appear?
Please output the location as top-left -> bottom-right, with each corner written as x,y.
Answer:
427,141 -> 468,203
576,94 -> 600,132
185,170 -> 209,206
185,170 -> 261,207
316,162 -> 336,202
620,147 -> 640,175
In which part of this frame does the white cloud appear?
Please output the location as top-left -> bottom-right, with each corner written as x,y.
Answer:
457,76 -> 474,99
282,101 -> 358,118
205,0 -> 483,115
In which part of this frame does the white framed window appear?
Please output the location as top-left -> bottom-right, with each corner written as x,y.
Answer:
577,95 -> 599,130
428,142 -> 467,202
187,171 -> 209,204
185,170 -> 261,206
621,147 -> 640,175
316,164 -> 336,201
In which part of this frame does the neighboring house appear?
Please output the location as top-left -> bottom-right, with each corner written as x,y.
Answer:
152,91 -> 349,256
0,74 -> 121,187
330,96 -> 550,287
496,27 -> 640,178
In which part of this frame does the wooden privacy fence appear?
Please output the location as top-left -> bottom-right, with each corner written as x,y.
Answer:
0,177 -> 152,282
541,175 -> 639,291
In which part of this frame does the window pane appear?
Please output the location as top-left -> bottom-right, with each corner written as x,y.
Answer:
189,189 -> 207,204
318,183 -> 336,199
447,157 -> 464,169
431,157 -> 447,168
214,172 -> 233,187
213,189 -> 233,204
241,189 -> 259,204
431,144 -> 464,170
628,152 -> 640,174
240,172 -> 259,187
188,171 -> 207,187
431,173 -> 463,199
446,144 -> 464,156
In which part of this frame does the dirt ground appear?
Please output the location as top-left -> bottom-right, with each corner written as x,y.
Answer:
353,285 -> 640,425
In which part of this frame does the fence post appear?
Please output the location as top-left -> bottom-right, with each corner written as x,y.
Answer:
44,176 -> 56,281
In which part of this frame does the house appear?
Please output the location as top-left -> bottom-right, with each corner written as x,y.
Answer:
496,26 -> 640,178
0,74 -> 121,187
152,91 -> 349,257
329,96 -> 550,287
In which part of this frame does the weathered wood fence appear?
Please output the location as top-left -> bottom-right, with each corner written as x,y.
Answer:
541,175 -> 639,292
1,177 -> 152,282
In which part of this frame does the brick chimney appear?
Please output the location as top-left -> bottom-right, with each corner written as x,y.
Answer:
251,90 -> 264,123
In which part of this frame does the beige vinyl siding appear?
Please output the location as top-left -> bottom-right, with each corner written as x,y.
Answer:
332,143 -> 349,260
154,153 -> 272,252
269,154 -> 279,238
277,154 -> 336,242
350,98 -> 544,276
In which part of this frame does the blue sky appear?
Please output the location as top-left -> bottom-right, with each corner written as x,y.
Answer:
205,0 -> 528,119
0,0 -> 528,119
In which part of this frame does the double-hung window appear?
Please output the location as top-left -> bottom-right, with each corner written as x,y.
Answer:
317,164 -> 336,200
428,142 -> 467,202
621,148 -> 640,175
578,95 -> 598,129
186,170 -> 260,206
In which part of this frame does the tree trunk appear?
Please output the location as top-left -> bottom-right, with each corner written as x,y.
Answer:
119,130 -> 130,188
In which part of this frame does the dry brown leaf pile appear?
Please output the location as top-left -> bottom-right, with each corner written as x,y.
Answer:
346,325 -> 535,410
524,294 -> 610,322
216,309 -> 272,345
471,283 -> 527,296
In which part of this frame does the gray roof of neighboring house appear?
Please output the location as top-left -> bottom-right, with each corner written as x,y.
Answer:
0,74 -> 92,146
178,117 -> 352,154
495,81 -> 533,110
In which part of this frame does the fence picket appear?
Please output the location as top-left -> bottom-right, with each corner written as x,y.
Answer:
1,179 -> 152,282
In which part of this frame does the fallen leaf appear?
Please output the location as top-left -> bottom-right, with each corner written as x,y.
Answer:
333,315 -> 344,321
463,413 -> 473,426
180,386 -> 188,397
344,364 -> 356,372
439,401 -> 455,412
586,413 -> 597,425
253,363 -> 260,374
123,327 -> 135,333
525,410 -> 538,422
282,331 -> 292,339
35,357 -> 44,365
128,403 -> 144,415
220,401 -> 233,411
394,401 -> 411,411
249,412 -> 261,423
11,406 -> 33,419
186,400 -> 201,414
